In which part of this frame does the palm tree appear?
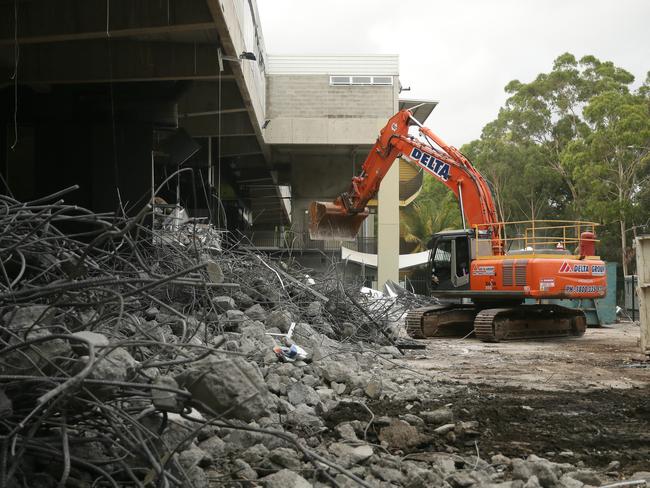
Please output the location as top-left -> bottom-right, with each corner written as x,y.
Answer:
400,190 -> 461,252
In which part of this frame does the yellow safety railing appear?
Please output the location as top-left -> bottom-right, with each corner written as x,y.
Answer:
472,220 -> 599,259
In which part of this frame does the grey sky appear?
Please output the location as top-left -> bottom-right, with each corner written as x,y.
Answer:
257,0 -> 650,147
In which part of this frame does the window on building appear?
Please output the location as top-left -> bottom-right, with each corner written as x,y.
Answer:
351,76 -> 372,85
330,76 -> 351,85
372,76 -> 393,85
329,76 -> 393,86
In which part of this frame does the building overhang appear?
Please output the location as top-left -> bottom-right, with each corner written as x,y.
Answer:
399,99 -> 439,123
0,0 -> 290,227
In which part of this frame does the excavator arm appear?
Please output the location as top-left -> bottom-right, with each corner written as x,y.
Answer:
309,109 -> 501,245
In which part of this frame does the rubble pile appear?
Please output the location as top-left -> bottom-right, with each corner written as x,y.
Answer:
1,189 -> 648,487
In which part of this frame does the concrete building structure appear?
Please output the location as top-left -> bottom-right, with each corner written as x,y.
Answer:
260,55 -> 436,286
264,54 -> 401,280
0,0 -> 435,288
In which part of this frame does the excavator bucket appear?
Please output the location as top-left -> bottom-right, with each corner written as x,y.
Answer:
308,201 -> 369,241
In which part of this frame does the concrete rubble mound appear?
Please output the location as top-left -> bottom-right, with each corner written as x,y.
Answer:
0,190 -> 647,487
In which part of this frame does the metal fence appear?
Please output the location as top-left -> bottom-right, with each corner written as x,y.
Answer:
625,275 -> 639,320
402,277 -> 429,296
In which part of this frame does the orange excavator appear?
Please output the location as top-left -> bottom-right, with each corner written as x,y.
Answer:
309,109 -> 607,341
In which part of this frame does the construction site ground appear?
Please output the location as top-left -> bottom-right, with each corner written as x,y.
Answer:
380,321 -> 650,474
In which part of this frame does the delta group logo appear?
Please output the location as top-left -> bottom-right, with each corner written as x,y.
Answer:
409,148 -> 451,181
558,261 -> 590,274
591,264 -> 606,276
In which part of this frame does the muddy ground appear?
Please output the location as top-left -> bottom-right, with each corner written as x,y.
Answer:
372,322 -> 649,474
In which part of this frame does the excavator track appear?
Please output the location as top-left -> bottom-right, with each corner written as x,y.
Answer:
405,304 -> 477,339
405,307 -> 430,339
406,303 -> 587,343
474,304 -> 587,342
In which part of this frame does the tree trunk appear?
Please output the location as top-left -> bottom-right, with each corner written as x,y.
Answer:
620,217 -> 628,277
618,156 -> 628,277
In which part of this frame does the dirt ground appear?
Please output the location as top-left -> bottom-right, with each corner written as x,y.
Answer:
387,322 -> 650,474
404,322 -> 648,391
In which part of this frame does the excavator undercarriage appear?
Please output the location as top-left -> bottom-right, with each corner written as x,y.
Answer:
405,303 -> 586,342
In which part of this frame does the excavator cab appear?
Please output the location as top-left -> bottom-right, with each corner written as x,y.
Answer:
428,231 -> 472,292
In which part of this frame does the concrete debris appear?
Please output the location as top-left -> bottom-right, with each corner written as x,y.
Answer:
152,376 -> 185,413
335,422 -> 358,441
328,442 -> 374,467
244,303 -> 267,321
204,258 -> 224,283
2,304 -> 57,331
232,458 -> 258,480
287,382 -> 321,406
266,309 -> 294,333
85,346 -> 138,382
364,379 -> 383,399
70,330 -> 109,355
267,447 -> 303,470
261,469 -> 312,488
379,419 -> 427,449
175,356 -> 271,421
212,295 -> 236,312
0,191 -> 643,487
420,406 -> 454,425
198,435 -> 227,459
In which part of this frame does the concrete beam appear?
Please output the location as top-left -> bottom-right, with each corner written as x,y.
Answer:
0,40 -> 234,83
0,0 -> 214,44
180,111 -> 254,137
212,135 -> 261,157
0,22 -> 217,46
179,108 -> 248,118
178,80 -> 245,115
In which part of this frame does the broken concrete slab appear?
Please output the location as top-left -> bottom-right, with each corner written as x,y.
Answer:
175,356 -> 272,421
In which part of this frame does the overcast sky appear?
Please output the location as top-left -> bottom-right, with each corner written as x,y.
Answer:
257,0 -> 650,147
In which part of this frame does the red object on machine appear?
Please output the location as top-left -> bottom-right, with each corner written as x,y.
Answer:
579,231 -> 596,257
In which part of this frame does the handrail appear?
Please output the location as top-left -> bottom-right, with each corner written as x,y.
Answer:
472,219 -> 600,258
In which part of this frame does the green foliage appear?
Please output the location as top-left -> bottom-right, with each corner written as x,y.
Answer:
402,53 -> 649,271
460,53 -> 650,269
400,174 -> 461,252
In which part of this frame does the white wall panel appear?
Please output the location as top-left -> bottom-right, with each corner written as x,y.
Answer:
267,55 -> 399,75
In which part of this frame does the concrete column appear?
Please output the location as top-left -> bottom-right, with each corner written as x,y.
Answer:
377,160 -> 400,288
363,213 -> 375,238
635,236 -> 650,356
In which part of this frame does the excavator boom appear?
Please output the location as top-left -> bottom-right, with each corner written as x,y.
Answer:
308,109 -> 501,244
309,110 -> 411,241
